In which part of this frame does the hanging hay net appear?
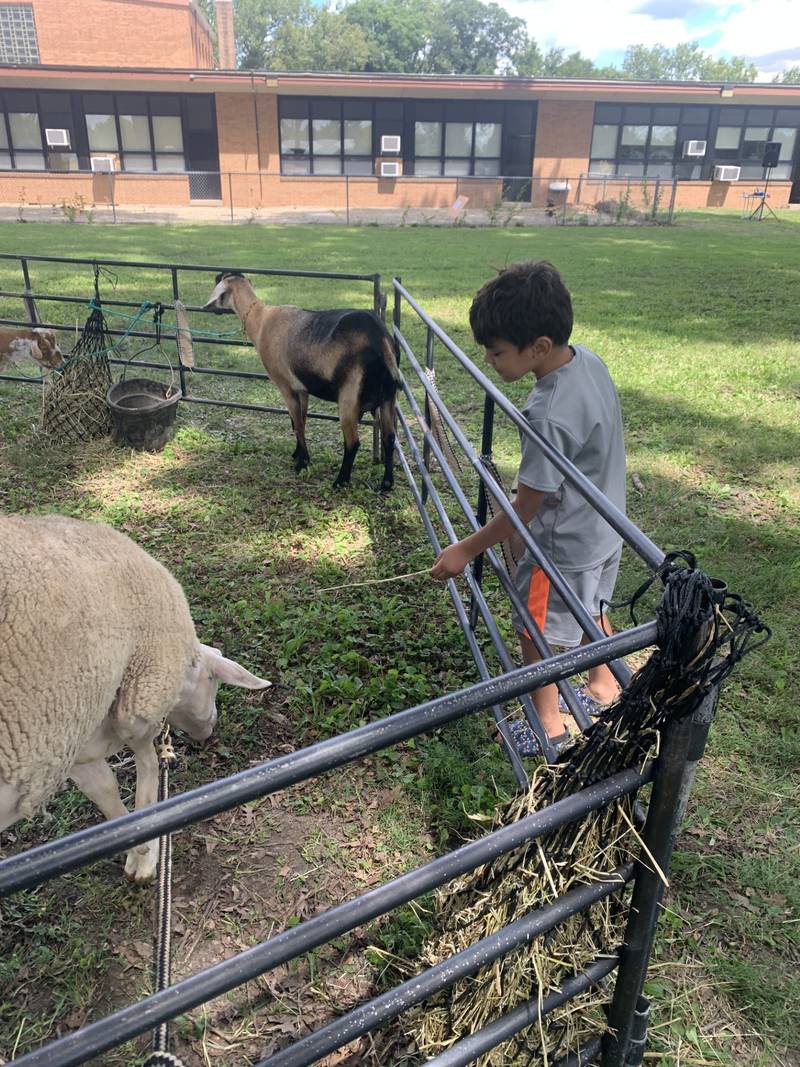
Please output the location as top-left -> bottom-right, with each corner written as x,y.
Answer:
40,301 -> 114,444
409,557 -> 769,1065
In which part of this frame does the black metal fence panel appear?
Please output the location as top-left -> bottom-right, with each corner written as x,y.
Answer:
0,265 -> 724,1067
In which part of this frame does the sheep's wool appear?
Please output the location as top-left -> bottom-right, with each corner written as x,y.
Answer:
0,514 -> 197,816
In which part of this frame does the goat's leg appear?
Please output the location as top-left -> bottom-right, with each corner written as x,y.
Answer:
378,396 -> 397,492
333,379 -> 362,488
285,389 -> 310,471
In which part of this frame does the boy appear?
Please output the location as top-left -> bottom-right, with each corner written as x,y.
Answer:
431,261 -> 625,756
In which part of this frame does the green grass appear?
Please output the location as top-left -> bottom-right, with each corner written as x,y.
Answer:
0,213 -> 798,1065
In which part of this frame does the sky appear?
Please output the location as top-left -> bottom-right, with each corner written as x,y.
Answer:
502,0 -> 800,79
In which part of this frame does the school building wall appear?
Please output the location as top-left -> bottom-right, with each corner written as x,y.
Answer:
11,0 -> 214,70
0,73 -> 797,212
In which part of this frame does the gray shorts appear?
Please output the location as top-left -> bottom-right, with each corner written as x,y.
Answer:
511,547 -> 622,649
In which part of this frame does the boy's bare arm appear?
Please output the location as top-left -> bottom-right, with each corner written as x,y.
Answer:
431,484 -> 545,581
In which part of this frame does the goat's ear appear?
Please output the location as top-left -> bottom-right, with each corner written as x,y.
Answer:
204,277 -> 230,309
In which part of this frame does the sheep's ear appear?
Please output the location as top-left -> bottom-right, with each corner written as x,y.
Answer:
200,644 -> 271,690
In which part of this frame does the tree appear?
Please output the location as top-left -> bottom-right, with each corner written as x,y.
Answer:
426,0 -> 527,75
621,42 -> 757,82
230,0 -> 370,71
262,10 -> 372,71
514,42 -> 605,78
343,0 -> 437,73
773,65 -> 800,84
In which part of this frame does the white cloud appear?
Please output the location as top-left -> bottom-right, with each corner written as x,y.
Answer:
501,0 -> 800,78
713,1 -> 800,73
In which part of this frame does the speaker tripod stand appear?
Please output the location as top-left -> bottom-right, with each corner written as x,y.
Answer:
749,164 -> 779,221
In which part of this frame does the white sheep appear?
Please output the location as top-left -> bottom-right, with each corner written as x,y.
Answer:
0,513 -> 271,882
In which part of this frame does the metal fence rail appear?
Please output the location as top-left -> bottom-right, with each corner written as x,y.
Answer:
0,253 -> 384,438
1,270 -> 722,1067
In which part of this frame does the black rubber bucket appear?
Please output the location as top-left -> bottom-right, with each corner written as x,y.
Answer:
107,378 -> 180,452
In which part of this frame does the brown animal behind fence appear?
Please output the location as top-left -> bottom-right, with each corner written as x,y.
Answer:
204,272 -> 400,491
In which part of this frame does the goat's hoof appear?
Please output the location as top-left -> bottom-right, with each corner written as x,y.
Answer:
124,845 -> 158,883
293,459 -> 310,473
380,480 -> 394,493
332,478 -> 350,490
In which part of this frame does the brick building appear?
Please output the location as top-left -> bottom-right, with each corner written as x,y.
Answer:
0,0 -> 798,215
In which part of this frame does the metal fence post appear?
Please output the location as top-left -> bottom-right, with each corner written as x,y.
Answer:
20,258 -> 39,324
421,325 -> 435,502
110,172 -> 116,224
469,393 -> 495,630
370,271 -> 385,462
667,178 -> 678,223
602,684 -> 720,1066
345,174 -> 350,225
652,176 -> 661,220
171,267 -> 187,399
228,172 -> 234,223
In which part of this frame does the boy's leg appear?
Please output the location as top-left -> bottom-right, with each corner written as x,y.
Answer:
582,612 -> 620,705
519,632 -> 565,738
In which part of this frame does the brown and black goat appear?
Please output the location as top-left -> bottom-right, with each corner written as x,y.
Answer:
204,273 -> 400,491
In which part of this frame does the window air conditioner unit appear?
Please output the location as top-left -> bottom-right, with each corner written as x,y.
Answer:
379,160 -> 400,177
683,139 -> 707,157
90,156 -> 115,172
45,128 -> 70,147
714,165 -> 740,181
380,134 -> 401,154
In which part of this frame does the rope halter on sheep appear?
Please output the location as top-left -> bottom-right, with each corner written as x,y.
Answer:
410,557 -> 769,1066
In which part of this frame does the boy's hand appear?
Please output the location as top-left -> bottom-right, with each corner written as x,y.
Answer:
431,542 -> 473,581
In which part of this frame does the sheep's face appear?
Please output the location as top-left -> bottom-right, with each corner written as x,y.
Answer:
168,642 -> 271,741
203,272 -> 244,315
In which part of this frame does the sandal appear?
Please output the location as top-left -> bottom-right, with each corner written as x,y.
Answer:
560,683 -> 611,720
507,721 -> 572,759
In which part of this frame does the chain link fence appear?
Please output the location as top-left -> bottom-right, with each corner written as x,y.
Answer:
0,169 -> 680,226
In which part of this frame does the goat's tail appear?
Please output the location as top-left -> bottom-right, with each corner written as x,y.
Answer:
380,331 -> 402,386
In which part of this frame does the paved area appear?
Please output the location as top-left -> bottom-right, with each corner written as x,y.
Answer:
0,203 -> 569,226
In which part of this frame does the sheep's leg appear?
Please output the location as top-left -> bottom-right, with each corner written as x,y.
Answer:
379,396 -> 397,492
70,759 -> 129,821
333,381 -> 361,488
286,389 -> 310,471
122,740 -> 161,882
68,759 -> 148,876
0,779 -> 23,833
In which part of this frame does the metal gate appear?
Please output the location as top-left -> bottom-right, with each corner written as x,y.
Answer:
0,257 -> 754,1066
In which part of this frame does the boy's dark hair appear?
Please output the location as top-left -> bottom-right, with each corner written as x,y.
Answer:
469,261 -> 573,348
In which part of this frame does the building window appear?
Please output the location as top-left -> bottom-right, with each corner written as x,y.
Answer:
590,103 -> 800,181
83,93 -> 186,173
711,107 -> 800,180
413,104 -> 502,177
5,107 -> 43,169
279,98 -> 373,176
0,4 -> 39,65
589,104 -> 711,179
278,97 -> 518,181
0,90 -> 213,174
